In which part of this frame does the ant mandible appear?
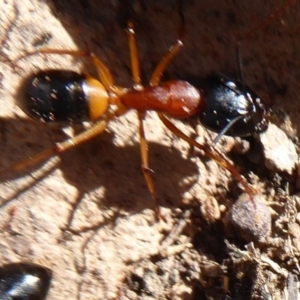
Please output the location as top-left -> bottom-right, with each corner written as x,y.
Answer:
3,10 -> 279,213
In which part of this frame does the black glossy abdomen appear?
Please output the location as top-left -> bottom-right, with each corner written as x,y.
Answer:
17,70 -> 90,123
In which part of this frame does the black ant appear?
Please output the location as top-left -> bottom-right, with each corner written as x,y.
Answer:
1,0 -> 294,215
0,262 -> 52,300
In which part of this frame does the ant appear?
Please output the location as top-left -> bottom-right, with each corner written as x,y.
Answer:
0,262 -> 52,299
2,23 -> 259,214
1,0 -> 294,216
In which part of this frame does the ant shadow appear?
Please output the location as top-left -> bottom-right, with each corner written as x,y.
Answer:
0,115 -> 200,231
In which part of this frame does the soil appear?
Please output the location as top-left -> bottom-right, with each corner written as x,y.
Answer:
0,0 -> 300,299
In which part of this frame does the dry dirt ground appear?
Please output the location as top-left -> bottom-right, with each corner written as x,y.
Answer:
0,0 -> 300,299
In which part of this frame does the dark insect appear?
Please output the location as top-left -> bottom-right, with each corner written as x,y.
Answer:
0,262 -> 52,300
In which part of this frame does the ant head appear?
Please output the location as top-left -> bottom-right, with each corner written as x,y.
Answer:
198,74 -> 269,137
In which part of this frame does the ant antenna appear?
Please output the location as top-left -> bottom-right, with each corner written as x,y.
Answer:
213,0 -> 296,146
236,0 -> 295,84
211,115 -> 244,146
236,40 -> 245,85
236,0 -> 296,44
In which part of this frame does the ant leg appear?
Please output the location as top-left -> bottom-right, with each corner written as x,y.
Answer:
150,40 -> 183,87
157,112 -> 257,202
126,21 -> 141,86
14,49 -> 116,92
150,4 -> 186,87
0,109 -> 123,176
126,21 -> 162,216
138,112 -> 162,218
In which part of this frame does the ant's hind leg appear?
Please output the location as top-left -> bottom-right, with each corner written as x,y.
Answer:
0,110 -> 119,177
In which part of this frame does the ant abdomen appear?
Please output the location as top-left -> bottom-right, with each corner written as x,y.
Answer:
199,74 -> 269,137
17,70 -> 109,123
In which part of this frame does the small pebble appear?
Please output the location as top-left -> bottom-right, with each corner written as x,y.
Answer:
230,193 -> 271,241
260,123 -> 297,175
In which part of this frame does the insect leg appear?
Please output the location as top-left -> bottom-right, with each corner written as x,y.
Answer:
126,21 -> 162,216
138,112 -> 162,217
14,49 -> 116,92
150,40 -> 183,87
126,21 -> 141,85
0,109 -> 120,176
157,112 -> 257,200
